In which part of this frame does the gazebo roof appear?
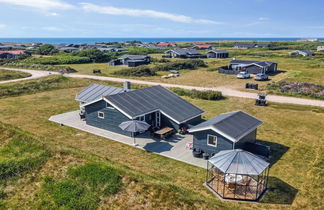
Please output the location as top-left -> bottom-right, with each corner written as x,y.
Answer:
208,149 -> 270,175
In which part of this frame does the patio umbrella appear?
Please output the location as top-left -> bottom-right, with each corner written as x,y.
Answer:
119,120 -> 150,146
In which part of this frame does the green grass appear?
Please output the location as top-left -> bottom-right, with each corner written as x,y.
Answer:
0,77 -> 323,209
0,69 -> 31,81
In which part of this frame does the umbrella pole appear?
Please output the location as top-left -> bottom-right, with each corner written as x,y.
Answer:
133,132 -> 138,146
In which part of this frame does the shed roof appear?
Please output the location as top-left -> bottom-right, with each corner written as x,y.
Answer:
207,50 -> 229,54
119,54 -> 149,60
230,60 -> 276,68
209,149 -> 269,175
105,85 -> 204,123
188,111 -> 262,142
166,48 -> 201,55
75,84 -> 124,103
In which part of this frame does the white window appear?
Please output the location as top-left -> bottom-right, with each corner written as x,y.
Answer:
98,112 -> 104,119
207,134 -> 217,147
106,103 -> 114,109
138,115 -> 145,121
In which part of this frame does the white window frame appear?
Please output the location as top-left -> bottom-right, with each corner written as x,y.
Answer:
138,115 -> 146,122
98,112 -> 105,119
106,102 -> 115,109
207,134 -> 217,147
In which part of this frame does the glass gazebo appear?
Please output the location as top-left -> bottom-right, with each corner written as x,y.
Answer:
206,149 -> 270,201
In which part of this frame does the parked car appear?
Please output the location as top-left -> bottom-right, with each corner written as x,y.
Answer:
237,72 -> 250,79
254,73 -> 268,81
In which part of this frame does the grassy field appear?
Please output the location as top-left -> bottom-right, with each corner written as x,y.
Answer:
62,48 -> 324,91
0,76 -> 323,209
0,69 -> 31,81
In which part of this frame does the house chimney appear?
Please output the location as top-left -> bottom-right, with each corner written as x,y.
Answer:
124,81 -> 131,92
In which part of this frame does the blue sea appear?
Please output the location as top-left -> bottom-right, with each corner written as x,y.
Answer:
0,37 -> 322,44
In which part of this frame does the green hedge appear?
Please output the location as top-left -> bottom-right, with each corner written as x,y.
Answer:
22,56 -> 91,65
172,88 -> 223,100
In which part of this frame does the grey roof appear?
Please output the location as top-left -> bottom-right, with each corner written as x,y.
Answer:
76,84 -> 124,103
230,60 -> 276,67
234,43 -> 256,48
189,111 -> 262,142
119,54 -> 149,60
207,50 -> 228,54
105,86 -> 204,123
167,48 -> 201,55
208,149 -> 270,175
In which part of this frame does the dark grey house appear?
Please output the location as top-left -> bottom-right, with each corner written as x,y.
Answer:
189,111 -> 262,157
206,50 -> 229,58
109,54 -> 151,67
289,50 -> 314,56
163,48 -> 205,59
219,59 -> 278,74
76,83 -> 204,136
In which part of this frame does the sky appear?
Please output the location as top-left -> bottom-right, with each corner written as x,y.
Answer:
0,0 -> 323,38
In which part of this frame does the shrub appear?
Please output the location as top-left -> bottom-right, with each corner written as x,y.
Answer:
72,49 -> 113,62
172,88 -> 223,100
35,44 -> 58,55
114,66 -> 156,77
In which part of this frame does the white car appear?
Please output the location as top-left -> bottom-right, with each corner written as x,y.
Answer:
237,72 -> 250,79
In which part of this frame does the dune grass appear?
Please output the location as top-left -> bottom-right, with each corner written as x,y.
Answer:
0,77 -> 323,209
0,69 -> 31,81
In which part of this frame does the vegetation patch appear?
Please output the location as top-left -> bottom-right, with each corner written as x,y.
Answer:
22,56 -> 91,65
152,59 -> 207,71
1,63 -> 77,73
114,66 -> 156,77
39,163 -> 122,209
172,88 -> 223,100
266,81 -> 324,99
0,69 -> 31,81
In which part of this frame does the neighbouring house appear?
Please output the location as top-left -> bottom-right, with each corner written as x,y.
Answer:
163,48 -> 205,59
109,54 -> 151,67
0,50 -> 26,59
156,42 -> 177,47
289,50 -> 314,56
0,45 -> 26,50
58,47 -> 79,53
76,83 -> 204,136
189,111 -> 265,157
219,59 -> 278,74
206,50 -> 229,58
193,44 -> 212,50
297,38 -> 319,42
317,46 -> 324,51
233,43 -> 271,49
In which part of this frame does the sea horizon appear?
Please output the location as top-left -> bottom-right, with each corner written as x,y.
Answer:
0,37 -> 323,44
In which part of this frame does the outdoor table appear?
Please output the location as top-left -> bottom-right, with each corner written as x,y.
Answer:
225,174 -> 243,184
154,127 -> 174,140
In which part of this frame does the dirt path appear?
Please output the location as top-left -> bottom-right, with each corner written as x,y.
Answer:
1,67 -> 324,108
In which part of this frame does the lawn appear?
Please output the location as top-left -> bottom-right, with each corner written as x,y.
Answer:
0,69 -> 31,81
0,76 -> 323,209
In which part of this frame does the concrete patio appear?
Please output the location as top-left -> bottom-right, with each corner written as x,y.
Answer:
49,110 -> 207,168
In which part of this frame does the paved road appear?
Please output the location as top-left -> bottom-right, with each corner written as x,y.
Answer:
0,67 -> 59,84
1,67 -> 324,108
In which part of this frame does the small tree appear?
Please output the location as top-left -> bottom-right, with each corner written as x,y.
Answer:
35,44 -> 58,55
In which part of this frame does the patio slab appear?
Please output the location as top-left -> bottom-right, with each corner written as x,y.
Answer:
49,110 -> 207,168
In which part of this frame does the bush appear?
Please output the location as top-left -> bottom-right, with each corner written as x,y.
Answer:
35,44 -> 58,55
22,56 -> 90,65
114,66 -> 156,77
153,59 -> 207,71
72,49 -> 113,62
172,88 -> 223,100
